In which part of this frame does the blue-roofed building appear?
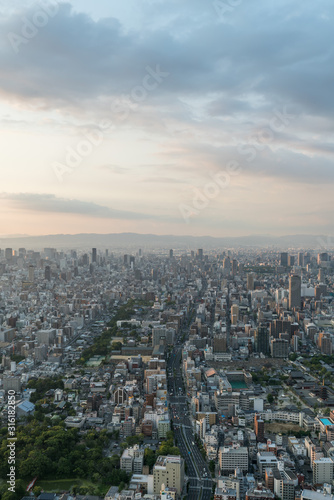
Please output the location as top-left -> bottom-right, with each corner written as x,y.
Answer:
38,494 -> 56,500
318,417 -> 334,435
16,400 -> 35,417
320,418 -> 332,427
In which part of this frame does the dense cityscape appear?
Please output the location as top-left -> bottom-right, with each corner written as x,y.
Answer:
1,244 -> 334,500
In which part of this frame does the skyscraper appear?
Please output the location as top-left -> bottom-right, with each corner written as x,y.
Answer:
270,339 -> 289,358
231,304 -> 239,326
28,265 -> 34,283
5,248 -> 12,261
317,253 -> 329,265
254,324 -> 270,354
254,414 -> 265,442
197,249 -> 203,260
44,265 -> 51,281
169,249 -> 173,258
152,269 -> 158,281
280,252 -> 288,267
92,248 -> 97,263
289,274 -> 301,310
223,257 -> 231,275
247,273 -> 255,291
297,252 -> 304,267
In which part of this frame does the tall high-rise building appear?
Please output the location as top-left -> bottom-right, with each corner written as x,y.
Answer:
318,332 -> 332,355
92,248 -> 97,263
231,304 -> 239,326
28,265 -> 34,283
219,447 -> 248,473
169,249 -> 173,259
270,339 -> 289,358
298,252 -> 304,267
18,248 -> 26,258
153,456 -> 184,495
223,257 -> 231,275
44,265 -> 51,281
197,249 -> 203,260
288,255 -> 295,267
280,252 -> 288,267
317,253 -> 329,265
247,273 -> 255,291
152,269 -> 158,281
254,414 -> 265,442
270,320 -> 291,339
5,248 -> 13,261
213,334 -> 227,353
254,325 -> 270,354
313,458 -> 333,485
289,274 -> 301,310
315,284 -> 327,301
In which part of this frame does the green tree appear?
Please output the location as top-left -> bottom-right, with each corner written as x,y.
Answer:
33,486 -> 42,496
111,341 -> 122,351
118,482 -> 126,493
267,393 -> 274,404
144,448 -> 156,468
57,457 -> 72,476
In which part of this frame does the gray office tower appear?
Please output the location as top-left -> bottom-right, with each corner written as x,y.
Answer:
254,325 -> 270,354
280,252 -> 288,266
289,274 -> 301,310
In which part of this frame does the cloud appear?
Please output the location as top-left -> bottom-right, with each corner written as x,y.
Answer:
0,192 -> 157,220
0,0 -> 334,237
0,1 -> 333,116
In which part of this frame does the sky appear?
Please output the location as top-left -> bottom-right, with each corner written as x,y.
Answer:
0,0 -> 333,237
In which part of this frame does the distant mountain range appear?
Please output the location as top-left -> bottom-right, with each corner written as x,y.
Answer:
0,232 -> 333,251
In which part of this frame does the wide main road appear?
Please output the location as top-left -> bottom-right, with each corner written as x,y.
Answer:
168,341 -> 213,500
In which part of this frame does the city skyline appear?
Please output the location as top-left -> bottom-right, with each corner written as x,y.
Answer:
0,0 -> 333,236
